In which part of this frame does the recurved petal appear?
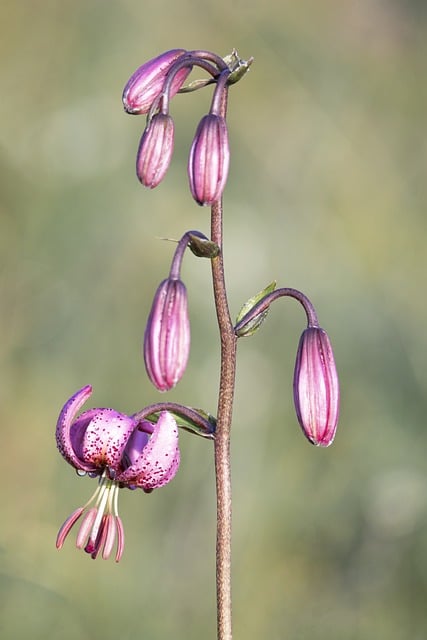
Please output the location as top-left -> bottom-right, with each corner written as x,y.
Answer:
56,385 -> 97,472
116,411 -> 180,489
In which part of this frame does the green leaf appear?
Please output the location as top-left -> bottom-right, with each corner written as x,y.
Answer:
236,281 -> 276,324
188,234 -> 220,258
178,77 -> 215,93
235,281 -> 276,337
223,49 -> 254,85
145,408 -> 216,439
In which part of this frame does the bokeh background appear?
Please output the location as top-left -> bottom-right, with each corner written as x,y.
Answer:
1,1 -> 426,638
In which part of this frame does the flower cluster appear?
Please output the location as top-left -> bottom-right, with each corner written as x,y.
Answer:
55,47 -> 340,571
122,49 -> 232,205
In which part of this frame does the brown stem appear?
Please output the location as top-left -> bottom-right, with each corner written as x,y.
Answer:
210,80 -> 237,640
211,199 -> 237,640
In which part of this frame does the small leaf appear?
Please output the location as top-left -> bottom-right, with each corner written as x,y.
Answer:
235,281 -> 276,337
181,408 -> 217,437
236,281 -> 276,324
145,408 -> 216,439
178,77 -> 215,93
223,49 -> 254,85
188,234 -> 220,258
235,309 -> 269,337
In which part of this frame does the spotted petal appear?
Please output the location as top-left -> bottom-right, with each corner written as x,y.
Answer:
72,408 -> 138,470
116,411 -> 180,490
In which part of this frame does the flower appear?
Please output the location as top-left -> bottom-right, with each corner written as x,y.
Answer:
144,277 -> 190,391
293,327 -> 340,447
188,114 -> 230,205
55,385 -> 180,561
122,49 -> 191,115
136,113 -> 175,188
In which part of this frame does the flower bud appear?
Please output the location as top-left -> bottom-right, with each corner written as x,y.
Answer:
144,278 -> 190,391
122,49 -> 191,115
188,114 -> 230,206
293,327 -> 339,447
136,114 -> 175,188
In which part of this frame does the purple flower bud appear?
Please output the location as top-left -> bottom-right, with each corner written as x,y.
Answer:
144,278 -> 190,391
293,327 -> 340,447
122,49 -> 191,115
136,114 -> 175,188
188,114 -> 230,206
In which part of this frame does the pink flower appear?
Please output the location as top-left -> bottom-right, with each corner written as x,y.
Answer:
55,385 -> 180,561
293,327 -> 340,447
188,114 -> 230,206
122,49 -> 191,115
144,278 -> 190,391
136,113 -> 175,188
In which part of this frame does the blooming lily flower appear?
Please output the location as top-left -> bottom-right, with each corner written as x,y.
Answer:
56,385 -> 180,561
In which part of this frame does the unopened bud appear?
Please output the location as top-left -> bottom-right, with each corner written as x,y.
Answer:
293,327 -> 339,447
123,49 -> 191,115
188,114 -> 230,206
144,278 -> 190,392
136,114 -> 175,188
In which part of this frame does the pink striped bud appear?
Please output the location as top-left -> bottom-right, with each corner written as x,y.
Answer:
123,49 -> 191,115
136,114 -> 175,188
188,114 -> 230,206
293,327 -> 340,447
144,278 -> 190,391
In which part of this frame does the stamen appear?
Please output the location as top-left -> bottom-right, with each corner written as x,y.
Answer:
86,478 -> 113,551
56,507 -> 84,549
89,515 -> 108,559
56,469 -> 125,561
115,516 -> 125,563
76,508 -> 97,549
102,515 -> 117,560
112,482 -> 120,516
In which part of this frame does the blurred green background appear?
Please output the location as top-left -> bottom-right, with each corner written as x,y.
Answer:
1,1 -> 426,638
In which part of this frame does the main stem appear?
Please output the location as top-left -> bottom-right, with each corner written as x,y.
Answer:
211,195 -> 237,640
210,79 -> 236,640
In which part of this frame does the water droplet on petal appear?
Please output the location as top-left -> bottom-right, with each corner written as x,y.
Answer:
88,471 -> 99,479
107,466 -> 116,480
76,469 -> 87,477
